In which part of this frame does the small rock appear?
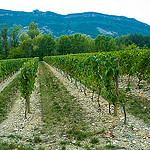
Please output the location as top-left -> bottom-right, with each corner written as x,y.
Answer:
133,128 -> 138,131
123,139 -> 128,142
104,134 -> 111,138
14,128 -> 18,132
72,140 -> 76,144
132,140 -> 136,144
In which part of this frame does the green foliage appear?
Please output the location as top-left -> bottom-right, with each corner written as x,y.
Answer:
0,58 -> 30,81
33,136 -> 42,143
9,24 -> 22,47
7,47 -> 26,59
44,49 -> 150,117
61,145 -> 66,150
19,57 -> 39,116
104,144 -> 116,149
19,58 -> 39,100
90,137 -> 99,144
0,24 -> 9,57
0,141 -> 33,150
27,22 -> 39,39
94,35 -> 107,52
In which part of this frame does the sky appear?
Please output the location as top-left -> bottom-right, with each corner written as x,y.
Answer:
1,0 -> 150,25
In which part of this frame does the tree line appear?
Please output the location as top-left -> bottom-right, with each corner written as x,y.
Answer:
0,22 -> 150,60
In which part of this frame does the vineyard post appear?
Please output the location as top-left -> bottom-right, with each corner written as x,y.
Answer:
114,58 -> 119,116
25,96 -> 28,119
24,67 -> 31,118
115,58 -> 127,124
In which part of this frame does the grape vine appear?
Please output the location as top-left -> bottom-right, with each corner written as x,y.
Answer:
19,58 -> 39,118
44,49 -> 150,124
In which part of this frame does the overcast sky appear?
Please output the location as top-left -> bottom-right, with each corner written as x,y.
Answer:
1,0 -> 150,25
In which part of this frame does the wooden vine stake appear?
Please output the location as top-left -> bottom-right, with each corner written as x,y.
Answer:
114,58 -> 127,124
114,58 -> 119,116
25,96 -> 28,119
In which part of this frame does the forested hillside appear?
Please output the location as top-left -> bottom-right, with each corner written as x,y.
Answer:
0,22 -> 150,60
0,9 -> 150,38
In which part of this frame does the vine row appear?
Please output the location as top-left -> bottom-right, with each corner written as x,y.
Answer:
44,49 -> 150,124
19,57 -> 39,118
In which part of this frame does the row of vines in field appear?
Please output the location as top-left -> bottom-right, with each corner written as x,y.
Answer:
0,58 -> 31,83
44,49 -> 150,124
19,57 -> 39,118
0,57 -> 39,118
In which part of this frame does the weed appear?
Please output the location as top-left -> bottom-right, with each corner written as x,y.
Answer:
16,135 -> 22,140
74,141 -> 82,147
29,138 -> 32,142
104,144 -> 116,149
33,136 -> 42,143
85,144 -> 92,150
0,141 -> 33,150
90,137 -> 99,144
60,141 -> 68,145
8,134 -> 15,139
61,145 -> 66,150
38,146 -> 45,150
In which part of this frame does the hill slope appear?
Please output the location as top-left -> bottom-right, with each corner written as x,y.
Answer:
0,9 -> 150,38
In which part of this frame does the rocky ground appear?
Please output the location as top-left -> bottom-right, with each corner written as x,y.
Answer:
0,62 -> 149,150
0,69 -> 44,149
45,62 -> 150,150
0,71 -> 20,93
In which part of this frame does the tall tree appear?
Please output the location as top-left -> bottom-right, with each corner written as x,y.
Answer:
19,33 -> 32,57
94,35 -> 107,52
0,24 -> 9,58
70,33 -> 87,54
9,24 -> 22,47
108,37 -> 118,51
35,33 -> 56,60
57,35 -> 71,55
27,22 -> 39,39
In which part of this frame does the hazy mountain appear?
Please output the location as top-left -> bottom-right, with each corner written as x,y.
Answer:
0,9 -> 150,38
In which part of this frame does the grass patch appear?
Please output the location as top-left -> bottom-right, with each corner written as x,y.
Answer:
33,136 -> 42,143
7,134 -> 15,139
104,144 -> 116,149
90,137 -> 99,144
39,62 -> 88,136
0,75 -> 20,123
124,95 -> 150,125
0,141 -> 33,150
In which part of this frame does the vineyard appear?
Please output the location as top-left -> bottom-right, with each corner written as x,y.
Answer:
44,49 -> 150,122
0,49 -> 150,149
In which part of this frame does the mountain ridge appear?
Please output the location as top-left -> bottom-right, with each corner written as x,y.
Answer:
0,9 -> 150,38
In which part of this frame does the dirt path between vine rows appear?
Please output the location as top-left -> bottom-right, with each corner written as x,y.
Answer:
0,63 -> 149,150
44,62 -> 150,150
0,68 -> 44,149
0,71 -> 20,93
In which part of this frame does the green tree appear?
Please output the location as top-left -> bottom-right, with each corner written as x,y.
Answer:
8,47 -> 26,59
94,35 -> 107,52
9,24 -> 22,47
0,38 -> 3,59
19,33 -> 33,57
87,37 -> 96,53
0,24 -> 9,58
27,22 -> 39,39
57,35 -> 71,55
108,37 -> 118,51
38,33 -> 55,60
70,33 -> 88,54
